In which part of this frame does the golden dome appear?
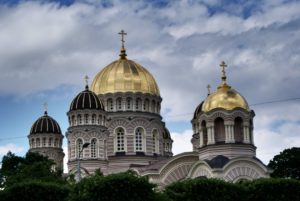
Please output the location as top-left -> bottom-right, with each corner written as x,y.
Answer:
91,58 -> 160,96
202,84 -> 249,112
202,61 -> 249,112
91,30 -> 160,96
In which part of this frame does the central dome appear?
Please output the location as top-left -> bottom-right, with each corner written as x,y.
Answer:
91,57 -> 160,96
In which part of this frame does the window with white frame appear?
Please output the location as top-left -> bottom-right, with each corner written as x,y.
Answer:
77,139 -> 83,158
92,114 -> 96,124
91,138 -> 97,158
36,138 -> 40,147
54,139 -> 58,147
48,138 -> 52,147
127,98 -> 132,110
31,139 -> 35,148
116,128 -> 125,152
135,127 -> 145,151
117,98 -> 122,110
42,138 -> 46,147
78,114 -> 82,125
84,114 -> 89,124
107,99 -> 113,111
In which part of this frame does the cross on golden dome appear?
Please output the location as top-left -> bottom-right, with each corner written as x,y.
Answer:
220,61 -> 227,84
207,84 -> 211,96
118,30 -> 127,59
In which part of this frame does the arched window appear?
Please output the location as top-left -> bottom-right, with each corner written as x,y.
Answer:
201,121 -> 207,146
54,139 -> 58,147
91,138 -> 97,158
157,102 -> 160,113
48,138 -> 52,147
98,115 -> 102,125
36,138 -> 40,147
42,138 -> 46,147
152,130 -> 159,154
78,114 -> 82,125
234,117 -> 243,142
76,139 -> 83,158
68,140 -> 71,159
31,138 -> 35,148
117,98 -> 122,111
84,114 -> 89,124
92,114 -> 96,124
127,98 -> 132,110
115,128 -> 125,152
151,100 -> 156,113
107,98 -> 113,111
144,99 -> 149,111
135,98 -> 142,111
135,127 -> 145,152
214,117 -> 225,142
72,116 -> 75,126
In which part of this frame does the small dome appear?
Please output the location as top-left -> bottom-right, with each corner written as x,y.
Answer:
193,101 -> 204,119
30,112 -> 62,135
70,86 -> 104,111
163,127 -> 171,140
202,84 -> 249,112
91,58 -> 160,96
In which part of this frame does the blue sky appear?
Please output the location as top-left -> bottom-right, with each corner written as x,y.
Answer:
0,0 -> 300,170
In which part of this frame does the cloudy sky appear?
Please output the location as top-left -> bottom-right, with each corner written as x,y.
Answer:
0,0 -> 300,170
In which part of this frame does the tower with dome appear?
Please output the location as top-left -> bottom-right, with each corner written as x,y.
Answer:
28,30 -> 270,187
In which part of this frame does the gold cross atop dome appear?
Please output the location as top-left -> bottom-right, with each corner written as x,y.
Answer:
118,30 -> 127,59
220,61 -> 227,84
207,84 -> 211,96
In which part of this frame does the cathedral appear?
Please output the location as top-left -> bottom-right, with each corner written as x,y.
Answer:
28,30 -> 270,188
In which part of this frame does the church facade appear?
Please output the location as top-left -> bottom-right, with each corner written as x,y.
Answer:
28,31 -> 270,188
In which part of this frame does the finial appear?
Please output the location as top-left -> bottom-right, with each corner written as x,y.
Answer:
44,102 -> 48,115
84,75 -> 89,90
207,84 -> 211,96
219,61 -> 227,84
118,29 -> 127,59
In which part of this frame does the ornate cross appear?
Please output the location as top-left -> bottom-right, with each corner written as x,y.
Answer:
44,102 -> 48,113
118,30 -> 127,48
207,84 -> 211,95
219,61 -> 227,83
84,75 -> 89,86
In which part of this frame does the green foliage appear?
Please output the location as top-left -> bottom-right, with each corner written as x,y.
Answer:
268,147 -> 300,180
68,171 -> 160,201
0,181 -> 70,201
164,178 -> 245,201
0,151 -> 66,187
242,178 -> 300,201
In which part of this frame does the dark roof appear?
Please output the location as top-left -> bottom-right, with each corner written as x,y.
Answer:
30,112 -> 62,135
193,101 -> 204,119
205,155 -> 230,168
69,86 -> 104,111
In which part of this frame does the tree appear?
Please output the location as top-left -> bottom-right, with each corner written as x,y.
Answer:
268,147 -> 300,180
0,151 -> 65,187
0,181 -> 70,201
68,171 -> 163,201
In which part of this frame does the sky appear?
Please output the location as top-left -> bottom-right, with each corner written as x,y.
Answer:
0,0 -> 300,171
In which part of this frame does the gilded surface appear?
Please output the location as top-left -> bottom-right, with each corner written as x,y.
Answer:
202,84 -> 249,112
91,58 -> 160,96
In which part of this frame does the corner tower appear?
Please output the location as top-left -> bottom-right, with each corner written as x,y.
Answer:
28,105 -> 64,171
91,30 -> 172,173
66,78 -> 109,175
192,61 -> 255,160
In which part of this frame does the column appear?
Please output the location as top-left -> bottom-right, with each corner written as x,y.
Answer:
225,124 -> 230,143
199,130 -> 203,147
207,127 -> 212,145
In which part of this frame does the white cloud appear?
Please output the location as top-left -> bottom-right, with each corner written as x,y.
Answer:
0,143 -> 24,158
171,130 -> 193,155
